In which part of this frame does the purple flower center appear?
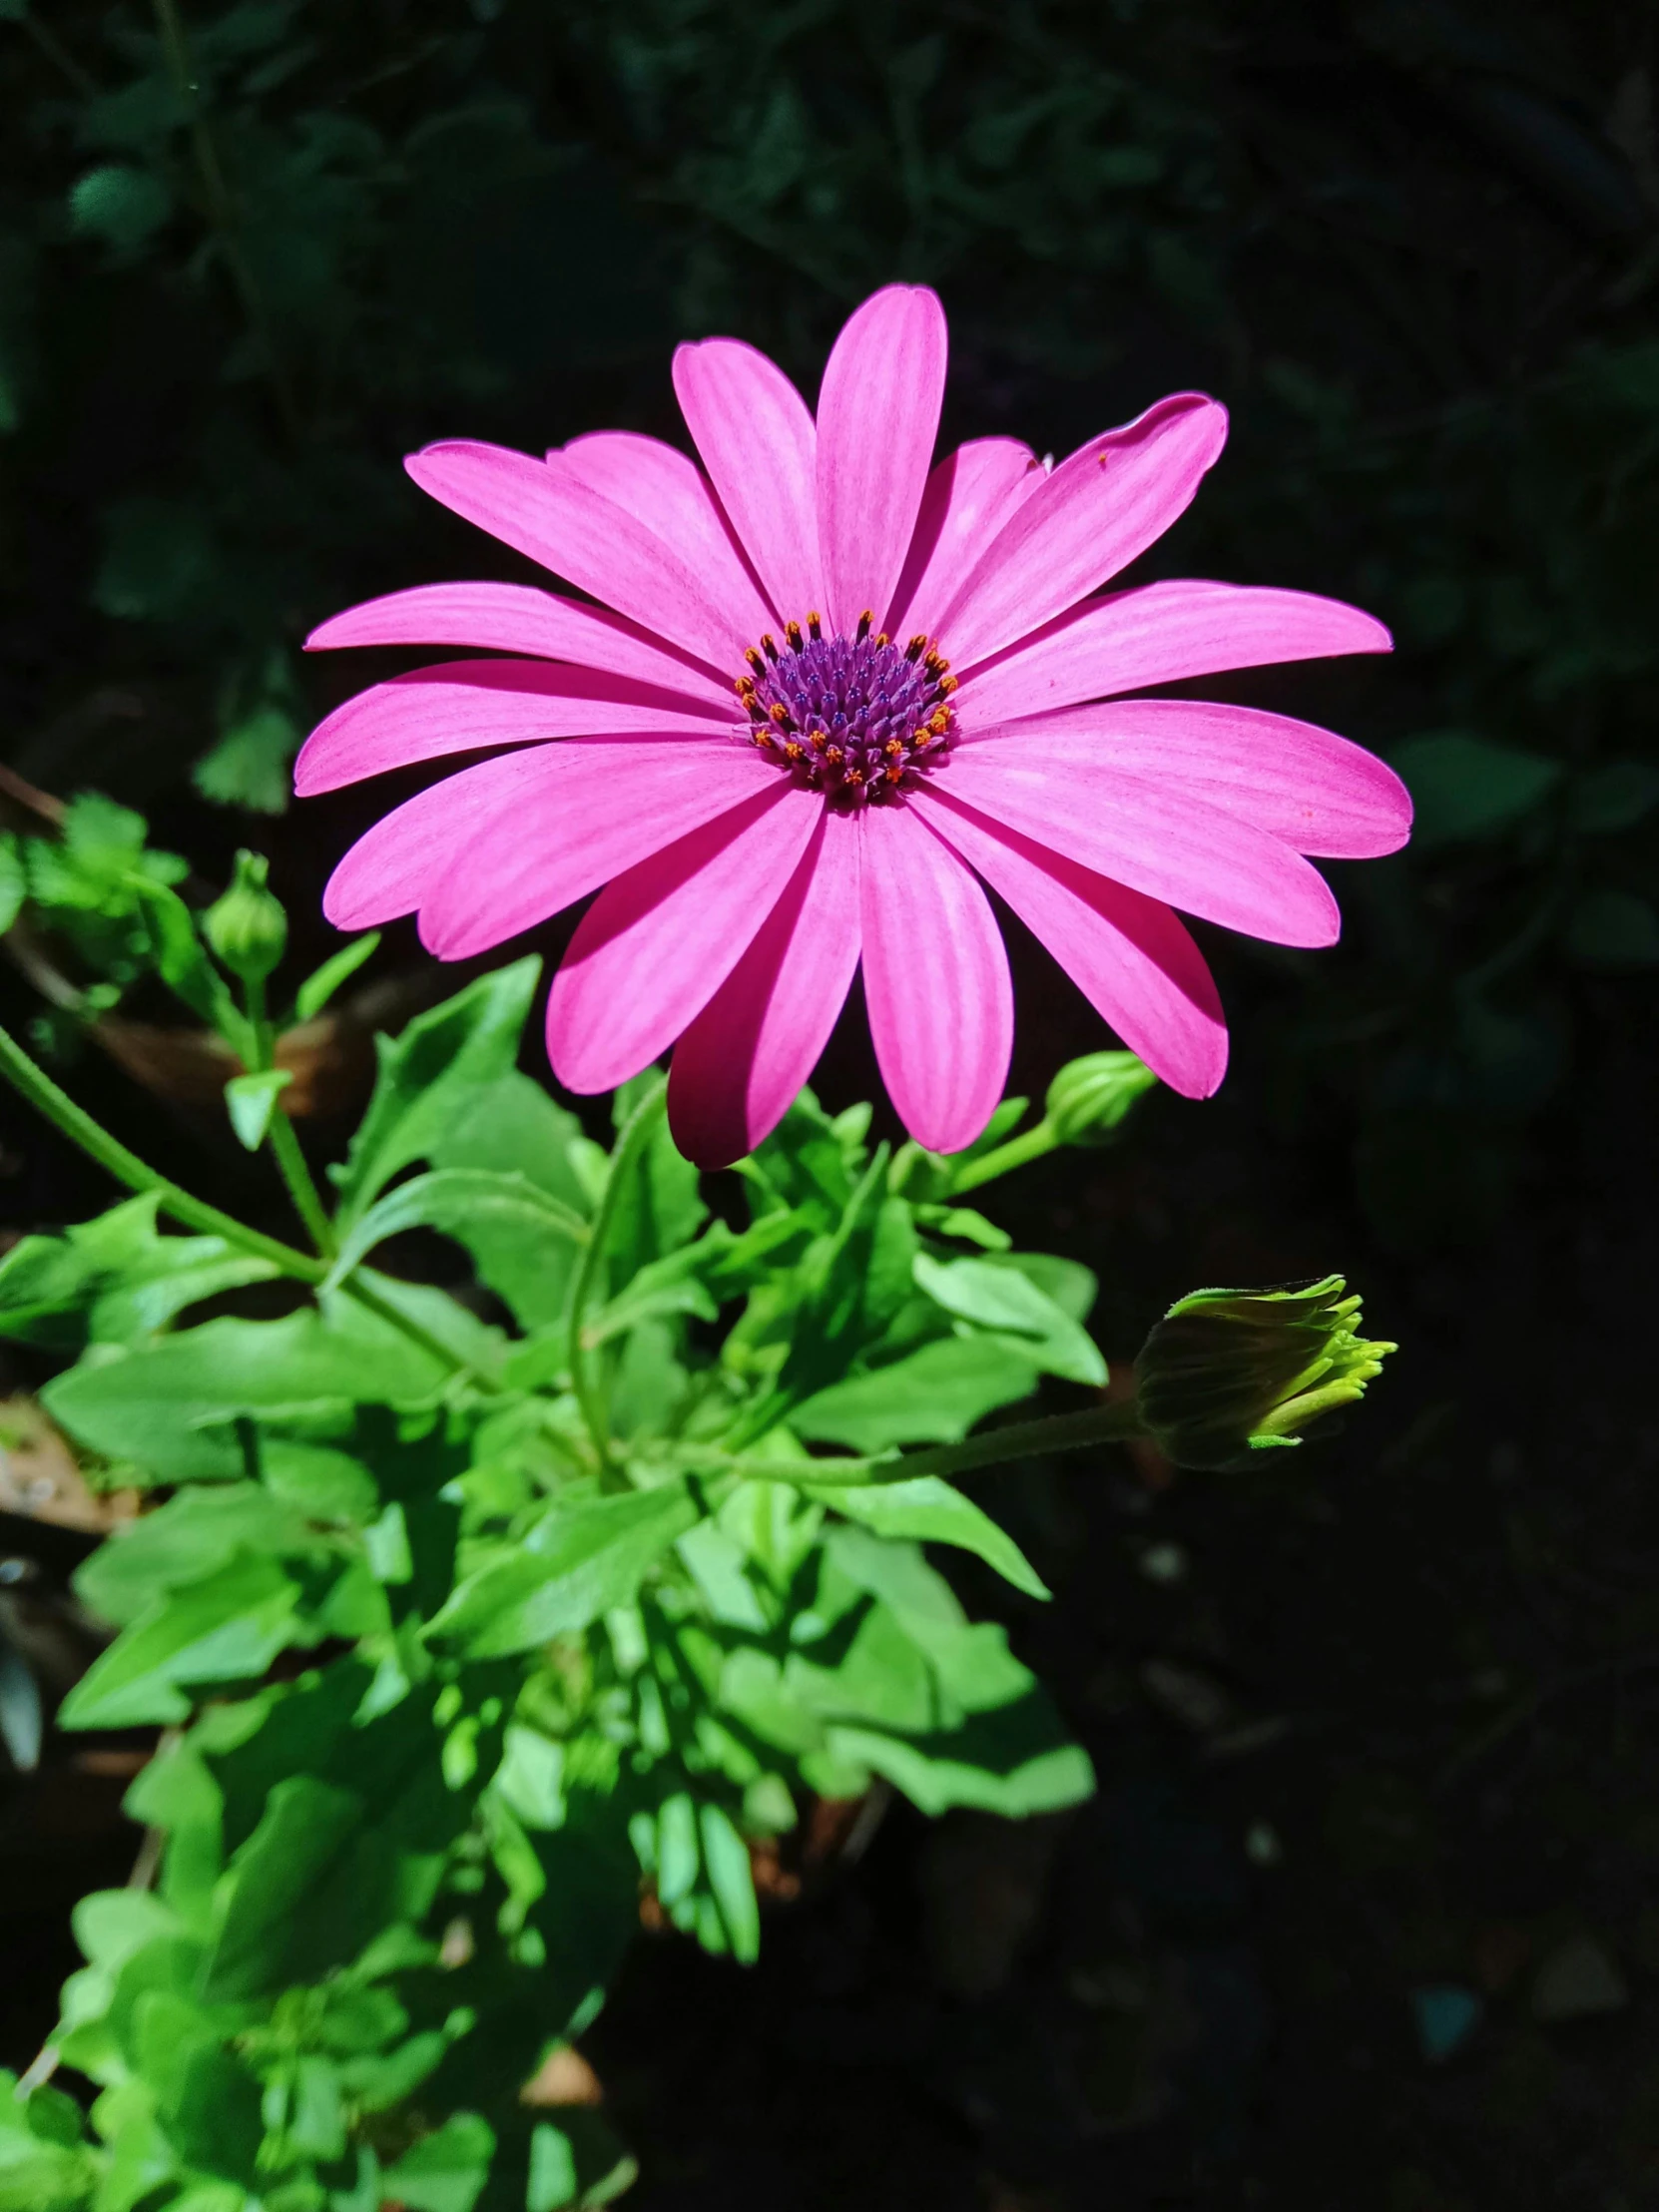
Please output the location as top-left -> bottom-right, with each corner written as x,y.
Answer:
734,610 -> 958,809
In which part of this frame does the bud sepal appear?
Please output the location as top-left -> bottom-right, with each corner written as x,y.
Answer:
204,850 -> 287,986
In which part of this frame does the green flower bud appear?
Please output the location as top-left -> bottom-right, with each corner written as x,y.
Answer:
204,849 -> 286,985
1134,1275 -> 1394,1472
1044,1051 -> 1158,1146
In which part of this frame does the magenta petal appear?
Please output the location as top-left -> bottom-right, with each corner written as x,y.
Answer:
294,660 -> 739,797
883,437 -> 1046,643
817,285 -> 947,637
970,700 -> 1411,858
673,338 -> 824,623
668,809 -> 861,1168
956,578 -> 1393,724
416,737 -> 780,959
322,747 -> 574,930
304,582 -> 736,708
917,791 -> 1228,1099
405,440 -> 743,672
935,394 -> 1229,669
555,430 -> 776,646
546,786 -> 820,1095
941,742 -> 1340,948
860,804 -> 1012,1154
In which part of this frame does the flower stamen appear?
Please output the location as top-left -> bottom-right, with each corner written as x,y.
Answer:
734,614 -> 958,809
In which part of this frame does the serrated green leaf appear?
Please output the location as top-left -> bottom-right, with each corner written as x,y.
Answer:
60,1552 -> 303,1728
427,1483 -> 699,1658
333,958 -> 541,1227
0,1194 -> 277,1350
323,1167 -> 587,1327
792,1335 -> 1041,1451
806,1475 -> 1049,1599
914,1252 -> 1106,1384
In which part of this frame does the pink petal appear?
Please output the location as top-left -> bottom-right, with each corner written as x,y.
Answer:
303,582 -> 736,709
817,285 -> 947,637
554,430 -> 776,647
295,660 -> 739,797
668,810 -> 862,1167
939,742 -> 1340,948
916,791 -> 1228,1099
322,746 -> 574,930
416,737 -> 780,959
969,700 -> 1411,858
546,785 -> 820,1095
934,394 -> 1229,669
956,578 -> 1393,725
860,804 -> 1012,1154
673,338 -> 824,624
883,438 -> 1047,643
405,440 -> 745,672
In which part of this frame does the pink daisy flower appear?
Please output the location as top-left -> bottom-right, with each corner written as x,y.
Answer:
299,285 -> 1409,1167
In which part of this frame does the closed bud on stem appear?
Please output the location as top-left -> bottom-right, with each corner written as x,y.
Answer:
1044,1051 -> 1158,1146
1133,1275 -> 1394,1472
204,850 -> 286,985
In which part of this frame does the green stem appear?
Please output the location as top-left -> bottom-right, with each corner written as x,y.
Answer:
245,976 -> 336,1259
948,1117 -> 1059,1195
151,0 -> 301,442
667,1396 -> 1149,1490
564,1079 -> 668,1471
0,1019 -> 323,1283
267,1109 -> 337,1259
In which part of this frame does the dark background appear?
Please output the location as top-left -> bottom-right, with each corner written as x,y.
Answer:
2,3 -> 1658,2206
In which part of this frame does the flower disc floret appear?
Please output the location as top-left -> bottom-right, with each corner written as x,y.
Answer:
737,611 -> 957,808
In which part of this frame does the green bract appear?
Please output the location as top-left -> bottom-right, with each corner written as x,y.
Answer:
1133,1276 -> 1396,1472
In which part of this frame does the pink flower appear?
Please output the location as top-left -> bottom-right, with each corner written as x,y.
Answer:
299,285 -> 1408,1167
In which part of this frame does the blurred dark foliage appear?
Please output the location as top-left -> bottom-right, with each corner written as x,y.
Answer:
5,0 -> 1658,1248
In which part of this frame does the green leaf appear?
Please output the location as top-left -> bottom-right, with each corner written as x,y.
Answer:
380,2115 -> 495,2212
792,1335 -> 1041,1451
193,703 -> 300,815
0,833 -> 25,935
1390,731 -> 1561,848
1565,888 -> 1659,968
826,1715 -> 1094,1818
69,164 -> 172,253
806,1476 -> 1050,1599
323,1168 -> 588,1327
59,1552 -> 304,1728
224,1066 -> 292,1150
914,1252 -> 1106,1384
333,958 -> 542,1227
583,1242 -> 721,1348
698,1801 -> 760,1963
427,1483 -> 699,1658
200,1774 -> 360,1999
75,1482 -> 309,1627
0,1194 -> 277,1349
292,931 -> 380,1022
131,879 -> 238,1032
43,1306 -> 451,1481
606,1074 -> 706,1279
430,1069 -> 591,1218
1571,761 -> 1659,834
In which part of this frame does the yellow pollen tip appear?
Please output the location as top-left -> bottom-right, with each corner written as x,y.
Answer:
884,737 -> 904,758
874,632 -> 890,650
845,769 -> 865,788
936,674 -> 958,696
761,633 -> 779,662
884,763 -> 903,783
786,620 -> 804,650
807,611 -> 823,638
783,740 -> 805,762
744,648 -> 765,675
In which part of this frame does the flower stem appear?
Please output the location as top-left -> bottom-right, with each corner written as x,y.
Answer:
564,1078 -> 668,1472
245,976 -> 336,1259
0,1018 -> 323,1283
666,1395 -> 1148,1490
948,1117 -> 1059,1194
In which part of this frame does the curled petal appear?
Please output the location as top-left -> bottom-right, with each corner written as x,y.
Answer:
817,285 -> 947,637
860,803 -> 1012,1154
935,395 -> 1229,668
884,437 -> 1046,644
669,809 -> 862,1168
